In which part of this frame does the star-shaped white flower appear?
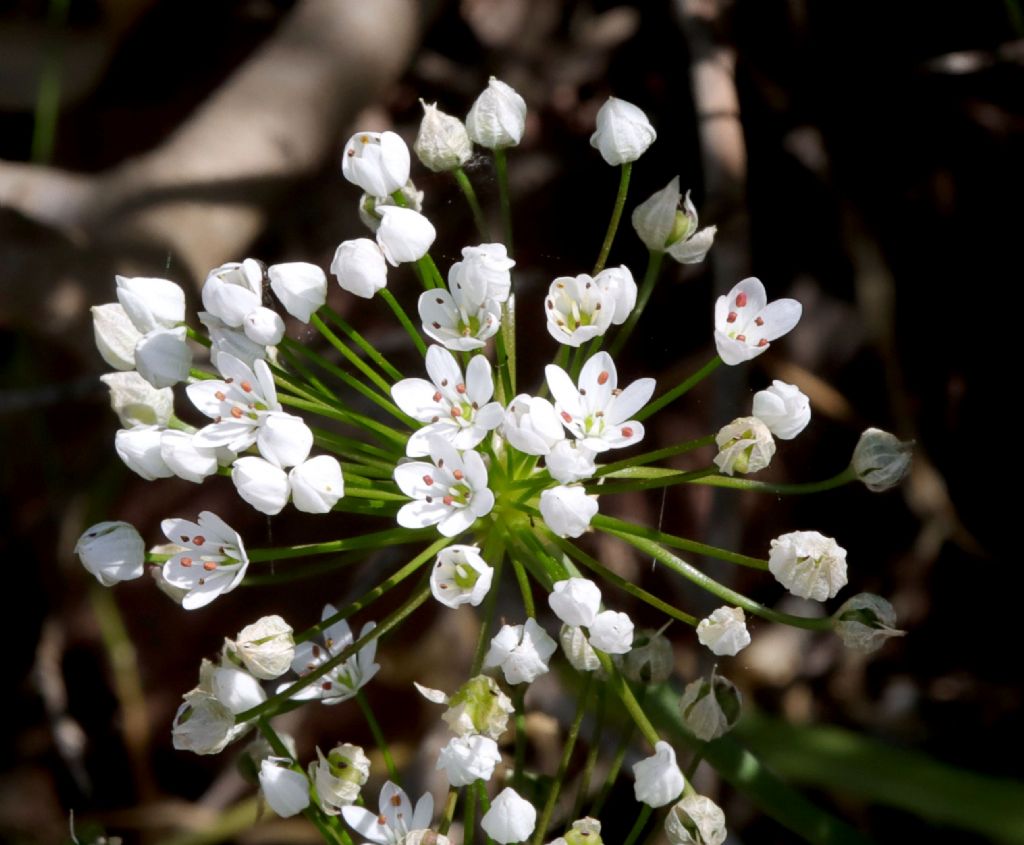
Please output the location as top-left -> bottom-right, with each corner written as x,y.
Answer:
418,287 -> 501,351
394,437 -> 495,536
392,346 -> 503,456
713,278 -> 802,366
282,604 -> 380,704
160,511 -> 249,609
342,781 -> 433,845
545,274 -> 615,347
483,618 -> 557,685
545,352 -> 655,452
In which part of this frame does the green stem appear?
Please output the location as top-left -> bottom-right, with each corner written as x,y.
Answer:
439,788 -> 459,836
622,805 -> 653,845
475,781 -> 493,845
319,308 -> 403,381
599,526 -> 833,631
277,342 -> 341,404
572,682 -> 607,820
636,356 -> 722,421
592,162 -> 633,275
597,652 -> 660,747
454,166 -> 489,239
596,435 -> 716,476
357,691 -> 399,782
493,147 -> 513,253
277,393 -> 407,450
512,686 -> 527,792
588,467 -> 719,497
533,674 -> 593,845
31,0 -> 70,164
309,315 -> 396,397
464,784 -> 477,845
379,289 -> 427,356
509,552 -> 536,618
470,543 -> 505,675
310,427 -> 400,464
609,250 -> 663,357
590,690 -> 642,816
247,528 -> 431,564
688,465 -> 859,495
185,326 -> 213,349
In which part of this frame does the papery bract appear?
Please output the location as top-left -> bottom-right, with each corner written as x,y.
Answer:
415,101 -> 473,173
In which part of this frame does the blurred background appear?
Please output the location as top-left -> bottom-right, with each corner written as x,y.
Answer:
1,0 -> 1022,843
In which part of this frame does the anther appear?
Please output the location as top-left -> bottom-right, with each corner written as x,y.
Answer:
755,316 -> 764,326
230,407 -> 243,419
443,495 -> 454,506
736,292 -> 748,307
736,334 -> 746,342
757,338 -> 769,347
215,390 -> 226,401
322,681 -> 333,690
451,406 -> 462,417
726,311 -> 737,323
202,561 -> 217,571
561,411 -> 572,423
432,321 -> 441,329
435,297 -> 444,304
597,371 -> 610,385
441,379 -> 448,386
547,300 -> 554,310
240,381 -> 252,393
180,557 -> 193,567
456,383 -> 466,394
432,391 -> 442,402
193,536 -> 205,545
423,475 -> 434,486
622,427 -> 634,437
453,469 -> 464,481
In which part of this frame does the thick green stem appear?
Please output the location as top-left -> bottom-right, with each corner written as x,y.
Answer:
512,686 -> 527,792
471,542 -> 505,675
454,166 -> 489,239
493,147 -> 513,253
277,393 -> 407,450
636,356 -> 722,421
609,250 -> 663,357
475,780 -> 493,845
593,162 -> 633,275
379,289 -> 428,356
464,785 -> 477,845
590,689 -> 643,816
587,467 -> 719,497
357,691 -> 399,783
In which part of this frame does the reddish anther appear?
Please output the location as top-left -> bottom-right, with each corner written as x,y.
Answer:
432,391 -> 442,402
757,338 -> 769,347
180,557 -> 193,567
726,312 -> 737,323
622,427 -> 634,438
736,292 -> 748,307
214,390 -> 226,401
451,406 -> 462,417
193,535 -> 205,546
597,371 -> 610,385
453,469 -> 464,481
736,334 -> 746,342
240,381 -> 253,393
443,495 -> 454,506
423,474 -> 434,486
202,561 -> 217,571
561,411 -> 572,423
456,383 -> 466,394
755,316 -> 764,326
230,406 -> 243,419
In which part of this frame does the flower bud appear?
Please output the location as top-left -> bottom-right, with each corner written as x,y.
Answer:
450,243 -> 515,307
466,77 -> 527,149
633,741 -> 685,807
342,130 -> 411,197
437,734 -> 502,787
713,416 -> 775,476
431,545 -> 494,608
406,832 -> 452,845
481,787 -> 537,844
259,758 -> 310,818
115,425 -> 174,480
75,521 -> 145,586
678,669 -> 742,742
268,261 -> 327,323
768,530 -> 848,602
443,674 -> 514,739
160,430 -> 219,484
202,260 -> 264,327
225,615 -> 295,679
415,101 -> 473,172
116,275 -> 186,333
540,485 -> 598,538
100,371 -> 173,428
589,610 -> 634,655
665,794 -> 727,845
376,206 -> 436,266
258,412 -> 313,469
852,427 -> 913,492
549,578 -> 601,627
560,625 -> 601,672
589,97 -> 656,166
752,380 -> 811,440
833,593 -> 905,653
91,303 -> 142,370
232,456 -> 290,515
309,743 -> 369,814
617,628 -> 673,684
200,311 -> 267,369
331,238 -> 388,298
238,734 -> 296,785
484,618 -> 557,685
696,606 -> 751,657
289,455 -> 345,514
546,440 -> 597,484
242,306 -> 285,346
504,394 -> 564,456
134,326 -> 192,389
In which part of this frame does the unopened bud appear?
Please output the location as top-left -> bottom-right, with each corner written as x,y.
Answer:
851,428 -> 913,492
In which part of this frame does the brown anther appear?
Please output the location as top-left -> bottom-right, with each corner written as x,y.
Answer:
214,390 -> 226,401
180,557 -> 193,567
755,316 -> 764,326
431,416 -> 440,423
323,681 -> 333,690
346,149 -> 355,156
214,415 -> 222,423
456,383 -> 466,394
312,645 -> 321,658
622,427 -> 634,437
612,388 -> 622,396
443,495 -> 454,506
425,495 -> 433,503
225,377 -> 234,384
585,282 -> 591,289
390,795 -> 402,807
472,402 -> 478,410
423,475 -> 434,486
202,561 -> 217,571
726,311 -> 738,323
451,406 -> 462,417
595,303 -> 602,310
453,469 -> 464,481
580,388 -> 587,395
597,370 -> 610,385
736,334 -> 746,342
757,338 -> 769,347
198,578 -> 206,585
432,321 -> 441,329
435,297 -> 444,304
437,459 -> 444,467
230,406 -> 243,419
240,381 -> 252,393
736,292 -> 748,307
441,379 -> 448,386
561,411 -> 573,423
432,391 -> 442,402
547,300 -> 554,310
440,583 -> 448,589
180,535 -> 190,543
596,410 -> 604,417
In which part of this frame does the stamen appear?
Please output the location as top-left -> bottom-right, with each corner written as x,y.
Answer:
755,316 -> 764,326
432,391 -> 442,402
622,427 -> 634,437
736,334 -> 746,342
180,535 -> 190,543
443,495 -> 454,506
230,406 -> 243,419
453,469 -> 464,481
322,681 -> 333,690
451,406 -> 462,417
312,645 -> 321,658
757,338 -> 769,347
597,371 -> 610,385
437,459 -> 444,467
193,535 -> 205,545
736,292 -> 748,307
612,388 -> 622,396
561,411 -> 572,423
390,795 -> 403,807
436,297 -> 444,304
423,475 -> 434,486
456,383 -> 466,394
214,390 -> 226,401
180,557 -> 193,567
425,495 -> 433,503
726,311 -> 737,323
240,381 -> 252,393
202,561 -> 217,571
441,379 -> 448,386
432,321 -> 441,329
547,300 -> 554,310
198,578 -> 205,586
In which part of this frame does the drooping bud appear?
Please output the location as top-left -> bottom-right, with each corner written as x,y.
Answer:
75,521 -> 145,586
481,787 -> 537,844
100,372 -> 174,428
331,238 -> 388,299
289,455 -> 345,514
832,593 -> 905,653
134,326 -> 192,389
678,669 -> 742,742
560,625 -> 601,673
415,100 -> 473,172
851,428 -> 913,492
633,741 -> 685,807
752,380 -> 811,440
436,734 -> 502,787
268,261 -> 327,323
695,607 -> 751,657
259,758 -> 310,818
224,615 -> 295,680
665,794 -> 727,845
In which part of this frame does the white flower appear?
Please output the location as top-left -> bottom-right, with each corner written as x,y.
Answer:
768,530 -> 848,601
590,97 -> 656,166
259,758 -> 310,818
376,206 -> 436,266
242,306 -> 285,346
115,425 -> 173,480
632,178 -> 716,263
391,346 -> 504,456
342,131 -> 411,198
160,511 -> 249,609
594,265 -> 637,324
540,485 -> 598,538
100,371 -> 173,428
160,430 -> 219,484
589,610 -> 634,654
258,412 -> 314,469
172,689 -> 240,755
202,260 -> 264,328
696,606 -> 750,656
437,734 -> 502,787
115,275 -> 186,333
310,744 -> 370,814
714,277 -> 802,366
481,787 -> 537,844
466,77 -> 527,149
665,795 -> 727,845
91,303 -> 142,370
419,286 -> 501,351
483,618 -> 557,685
199,311 -> 268,369
394,437 -> 495,537
359,182 -> 424,233
546,440 -> 598,484
289,455 -> 345,514
713,416 -> 775,476
425,675 -> 514,739
544,274 -> 615,347
268,261 -> 327,323
752,380 -> 810,440
633,741 -> 685,807
548,578 -> 601,627
449,244 -> 515,307
134,326 -> 192,388
75,521 -> 145,586
226,615 -> 295,679
342,781 -> 433,845
431,545 -> 494,608
503,394 -> 564,456
331,238 -> 389,298
833,593 -> 905,653
852,428 -> 913,492
284,605 -> 379,704
678,669 -> 742,742
415,101 -> 473,172
546,352 -> 655,452
560,625 -> 601,672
